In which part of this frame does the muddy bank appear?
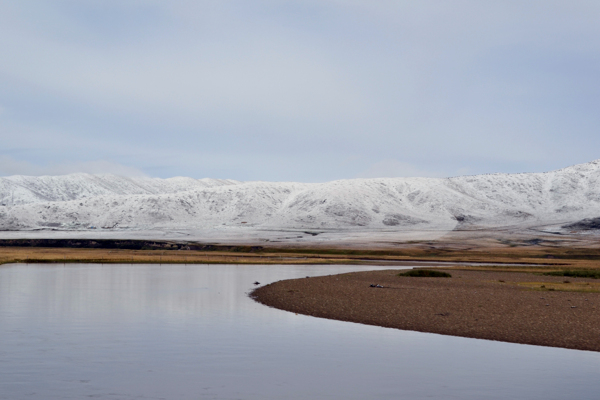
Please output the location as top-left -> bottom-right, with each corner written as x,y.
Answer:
252,269 -> 600,352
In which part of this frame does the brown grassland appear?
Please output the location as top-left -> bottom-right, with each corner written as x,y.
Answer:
2,241 -> 600,271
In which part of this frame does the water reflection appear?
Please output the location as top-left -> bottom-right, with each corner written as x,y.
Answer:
0,263 -> 599,400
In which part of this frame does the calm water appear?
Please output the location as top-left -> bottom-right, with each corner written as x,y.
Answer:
1,263 -> 599,400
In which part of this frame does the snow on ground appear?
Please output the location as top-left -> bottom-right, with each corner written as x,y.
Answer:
1,160 -> 600,243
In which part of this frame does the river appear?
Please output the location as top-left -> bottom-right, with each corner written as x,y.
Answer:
0,263 -> 598,399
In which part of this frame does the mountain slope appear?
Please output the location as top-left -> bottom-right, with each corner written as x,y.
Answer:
0,173 -> 239,206
1,161 -> 600,234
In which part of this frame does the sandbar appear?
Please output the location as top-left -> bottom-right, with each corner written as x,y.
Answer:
252,269 -> 600,352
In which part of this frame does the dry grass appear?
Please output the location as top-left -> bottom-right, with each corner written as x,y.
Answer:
0,246 -> 382,266
515,281 -> 600,293
1,244 -> 599,274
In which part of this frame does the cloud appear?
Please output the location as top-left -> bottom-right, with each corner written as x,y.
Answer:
356,160 -> 445,179
0,156 -> 148,177
0,2 -> 368,128
0,1 -> 599,181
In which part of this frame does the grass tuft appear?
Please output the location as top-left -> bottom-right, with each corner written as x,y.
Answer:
398,269 -> 451,278
543,270 -> 600,279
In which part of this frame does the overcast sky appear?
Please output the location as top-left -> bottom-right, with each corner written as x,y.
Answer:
1,1 -> 599,181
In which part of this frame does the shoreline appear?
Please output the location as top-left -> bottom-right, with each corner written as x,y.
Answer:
251,268 -> 600,352
1,239 -> 596,268
0,247 -> 573,267
3,241 -> 600,351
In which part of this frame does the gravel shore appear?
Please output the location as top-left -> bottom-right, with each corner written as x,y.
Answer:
252,269 -> 600,352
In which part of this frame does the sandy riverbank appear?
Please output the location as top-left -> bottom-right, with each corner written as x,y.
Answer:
252,269 -> 600,352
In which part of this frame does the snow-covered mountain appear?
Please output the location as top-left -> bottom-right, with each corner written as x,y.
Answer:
1,161 -> 600,234
0,174 -> 239,206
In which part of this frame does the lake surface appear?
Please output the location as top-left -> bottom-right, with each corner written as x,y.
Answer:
1,263 -> 599,400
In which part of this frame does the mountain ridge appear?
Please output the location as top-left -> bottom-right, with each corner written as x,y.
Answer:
1,160 -> 599,235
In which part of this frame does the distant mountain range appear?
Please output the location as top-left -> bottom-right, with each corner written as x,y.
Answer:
1,160 -> 600,234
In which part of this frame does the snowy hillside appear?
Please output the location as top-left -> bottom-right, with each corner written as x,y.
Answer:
0,173 -> 239,206
1,161 -> 600,235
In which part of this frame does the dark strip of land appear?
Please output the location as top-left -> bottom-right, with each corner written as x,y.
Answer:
3,238 -> 598,267
252,269 -> 600,352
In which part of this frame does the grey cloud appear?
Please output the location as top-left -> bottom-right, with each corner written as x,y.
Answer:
0,155 -> 147,177
0,1 -> 599,181
356,160 -> 445,179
